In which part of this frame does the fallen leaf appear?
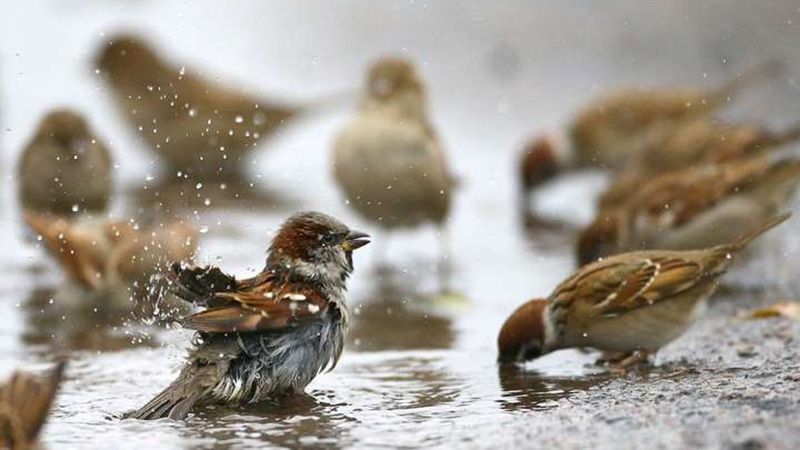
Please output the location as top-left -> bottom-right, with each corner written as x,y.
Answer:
746,301 -> 800,320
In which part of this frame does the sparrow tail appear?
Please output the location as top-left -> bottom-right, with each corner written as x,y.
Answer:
760,123 -> 800,149
126,384 -> 202,421
721,212 -> 792,253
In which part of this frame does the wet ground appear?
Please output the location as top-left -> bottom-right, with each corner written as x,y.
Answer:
3,1 -> 800,449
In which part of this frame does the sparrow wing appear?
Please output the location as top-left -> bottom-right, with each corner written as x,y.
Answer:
629,157 -> 767,228
550,256 -> 704,325
180,282 -> 329,333
167,263 -> 239,305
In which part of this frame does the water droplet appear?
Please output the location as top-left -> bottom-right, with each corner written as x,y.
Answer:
235,115 -> 244,123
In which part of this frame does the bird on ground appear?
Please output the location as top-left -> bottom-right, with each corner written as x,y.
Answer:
24,212 -> 198,313
598,118 -> 800,209
96,34 -> 346,181
128,211 -> 369,420
518,61 -> 783,221
498,214 -> 791,368
333,57 -> 456,269
18,109 -> 113,216
578,156 -> 800,265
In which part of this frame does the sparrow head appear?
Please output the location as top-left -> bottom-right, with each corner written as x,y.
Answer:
267,211 -> 370,283
519,131 -> 572,193
497,298 -> 548,364
367,57 -> 424,99
576,212 -> 621,266
95,34 -> 160,80
35,109 -> 91,148
519,136 -> 561,193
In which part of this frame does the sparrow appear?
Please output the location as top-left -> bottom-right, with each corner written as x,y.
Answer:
598,119 -> 800,209
577,156 -> 800,265
24,212 -> 198,303
498,213 -> 790,367
332,57 -> 455,256
518,61 -> 782,220
18,109 -> 113,216
128,211 -> 369,420
0,362 -> 65,450
95,34 -> 339,181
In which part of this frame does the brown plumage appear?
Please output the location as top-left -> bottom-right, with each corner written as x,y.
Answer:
95,34 -> 298,180
24,212 -> 198,291
128,212 -> 368,420
598,119 -> 800,209
578,156 -> 800,265
18,109 -> 113,216
333,57 -> 455,230
499,214 -> 790,366
518,61 -> 783,216
0,362 -> 65,450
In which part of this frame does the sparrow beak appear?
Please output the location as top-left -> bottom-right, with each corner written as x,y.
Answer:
341,230 -> 371,252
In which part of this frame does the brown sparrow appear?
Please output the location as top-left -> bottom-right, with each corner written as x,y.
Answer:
18,109 -> 113,216
598,119 -> 800,209
95,34 -> 300,180
128,211 -> 369,420
578,156 -> 800,265
518,62 -> 782,218
499,213 -> 790,366
24,212 -> 198,294
0,362 -> 65,450
332,57 -> 455,239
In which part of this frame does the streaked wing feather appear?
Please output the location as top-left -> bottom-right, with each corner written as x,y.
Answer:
552,257 -> 703,322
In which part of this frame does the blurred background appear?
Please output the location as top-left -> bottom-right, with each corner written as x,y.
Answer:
1,1 -> 800,448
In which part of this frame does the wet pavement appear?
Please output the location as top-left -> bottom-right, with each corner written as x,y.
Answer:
3,1 -> 800,449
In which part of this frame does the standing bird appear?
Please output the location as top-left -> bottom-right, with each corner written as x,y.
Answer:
333,57 -> 455,263
0,362 -> 65,450
95,34 -> 301,181
498,214 -> 790,367
18,109 -> 113,216
578,156 -> 800,265
128,212 -> 369,420
518,61 -> 783,220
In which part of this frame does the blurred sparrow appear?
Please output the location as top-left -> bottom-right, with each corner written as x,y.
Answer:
598,119 -> 800,209
18,109 -> 113,216
0,362 -> 65,450
499,214 -> 790,366
128,211 -> 369,420
24,212 -> 198,295
96,34 -> 343,180
518,61 -> 782,219
333,57 -> 455,258
578,156 -> 800,265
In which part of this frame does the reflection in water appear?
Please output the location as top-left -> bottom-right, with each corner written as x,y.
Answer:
187,392 -> 357,450
519,218 -> 579,253
22,286 -> 160,354
347,355 -> 462,416
496,364 -> 611,412
348,268 -> 455,351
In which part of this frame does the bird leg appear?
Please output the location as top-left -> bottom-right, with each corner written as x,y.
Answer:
437,225 -> 453,293
596,350 -> 653,373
